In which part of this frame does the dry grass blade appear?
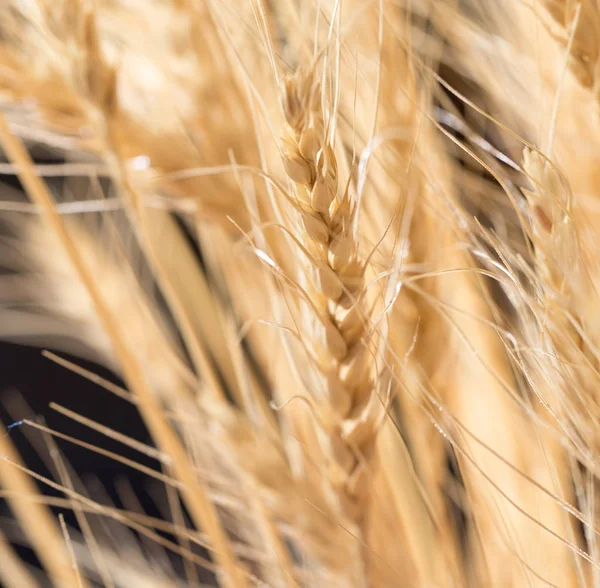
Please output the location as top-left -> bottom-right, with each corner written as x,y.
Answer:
0,429 -> 84,587
0,529 -> 40,588
0,112 -> 249,588
1,0 -> 600,586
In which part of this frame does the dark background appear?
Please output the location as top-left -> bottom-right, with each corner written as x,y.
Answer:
0,340 -> 193,584
0,150 -> 214,585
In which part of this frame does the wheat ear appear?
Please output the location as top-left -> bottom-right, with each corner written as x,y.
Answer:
279,66 -> 381,525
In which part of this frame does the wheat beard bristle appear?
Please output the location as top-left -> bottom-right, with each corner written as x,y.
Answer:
280,67 -> 381,525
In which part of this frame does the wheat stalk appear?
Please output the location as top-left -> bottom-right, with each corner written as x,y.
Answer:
2,0 -> 600,586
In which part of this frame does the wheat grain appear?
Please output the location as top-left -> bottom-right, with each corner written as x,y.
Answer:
2,0 -> 600,586
278,65 -> 383,529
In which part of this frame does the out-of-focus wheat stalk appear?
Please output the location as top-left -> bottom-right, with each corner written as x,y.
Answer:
0,0 -> 599,586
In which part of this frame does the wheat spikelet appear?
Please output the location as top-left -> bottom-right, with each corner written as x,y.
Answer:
2,0 -> 600,586
0,0 -> 260,230
278,64 -> 381,526
441,5 -> 600,581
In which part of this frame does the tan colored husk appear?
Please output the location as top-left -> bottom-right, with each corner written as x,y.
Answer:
0,0 -> 259,230
328,1 -> 582,584
0,0 -> 599,586
278,65 -> 381,525
439,1 -> 600,582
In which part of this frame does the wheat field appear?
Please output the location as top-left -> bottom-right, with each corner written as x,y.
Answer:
0,0 -> 598,586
